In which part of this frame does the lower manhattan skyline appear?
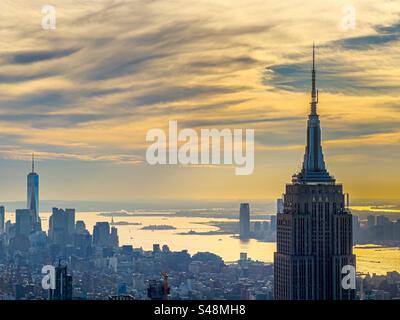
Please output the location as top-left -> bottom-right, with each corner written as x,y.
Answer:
0,0 -> 399,306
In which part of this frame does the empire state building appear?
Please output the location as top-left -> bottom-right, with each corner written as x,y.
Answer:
274,45 -> 356,300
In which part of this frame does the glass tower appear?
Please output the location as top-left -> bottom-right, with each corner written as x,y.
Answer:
27,153 -> 40,230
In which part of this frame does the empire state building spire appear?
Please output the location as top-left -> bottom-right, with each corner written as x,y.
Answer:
311,42 -> 318,115
292,44 -> 335,184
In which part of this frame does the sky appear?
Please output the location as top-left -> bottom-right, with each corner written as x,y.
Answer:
0,0 -> 400,202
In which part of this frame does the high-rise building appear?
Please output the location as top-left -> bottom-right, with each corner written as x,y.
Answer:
274,45 -> 355,300
5,220 -> 15,241
277,198 -> 284,214
367,215 -> 375,228
75,220 -> 86,234
48,208 -> 75,246
147,279 -> 165,300
74,225 -> 92,257
0,206 -> 4,234
395,220 -> 400,241
270,215 -> 277,233
27,154 -> 40,230
352,215 -> 360,244
239,203 -> 250,239
49,262 -> 73,300
147,273 -> 170,300
65,208 -> 75,243
376,215 -> 390,226
93,222 -> 111,247
15,209 -> 32,236
110,226 -> 119,248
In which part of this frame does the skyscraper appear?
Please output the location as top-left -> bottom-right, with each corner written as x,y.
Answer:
274,45 -> 355,300
239,203 -> 250,239
65,208 -> 76,244
27,153 -> 40,231
75,220 -> 86,234
367,215 -> 375,228
15,209 -> 32,236
270,215 -> 277,233
110,226 -> 119,248
277,198 -> 284,214
93,222 -> 113,247
352,215 -> 360,244
0,206 -> 4,234
48,208 -> 75,246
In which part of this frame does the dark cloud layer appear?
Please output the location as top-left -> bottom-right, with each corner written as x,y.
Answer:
265,19 -> 400,95
185,116 -> 302,128
335,23 -> 400,49
7,48 -> 79,65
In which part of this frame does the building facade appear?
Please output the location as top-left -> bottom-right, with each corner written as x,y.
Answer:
274,45 -> 356,300
15,209 -> 32,236
0,206 -> 4,234
48,208 -> 76,246
239,203 -> 250,239
27,154 -> 40,231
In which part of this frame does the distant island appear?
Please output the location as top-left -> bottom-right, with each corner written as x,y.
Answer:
98,210 -> 131,217
177,230 -> 230,236
141,225 -> 176,230
110,221 -> 142,226
177,221 -> 239,236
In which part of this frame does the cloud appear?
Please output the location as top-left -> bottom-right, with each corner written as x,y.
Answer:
133,85 -> 251,107
265,47 -> 400,95
0,0 -> 399,200
334,22 -> 400,49
0,145 -> 143,165
0,113 -> 113,128
184,116 -> 302,128
6,48 -> 79,65
264,16 -> 400,95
